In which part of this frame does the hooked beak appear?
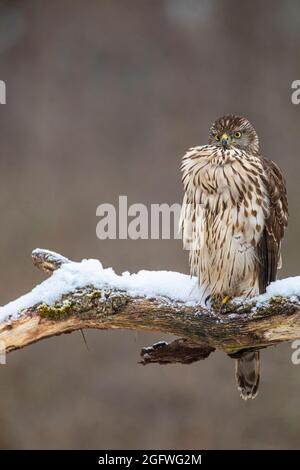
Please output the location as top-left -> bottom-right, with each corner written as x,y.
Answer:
221,133 -> 230,149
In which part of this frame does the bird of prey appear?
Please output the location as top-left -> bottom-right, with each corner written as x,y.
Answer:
179,115 -> 288,399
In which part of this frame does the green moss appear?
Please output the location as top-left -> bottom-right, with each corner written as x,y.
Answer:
212,294 -> 296,318
36,288 -> 129,321
253,296 -> 290,317
210,297 -> 255,315
38,301 -> 72,320
86,289 -> 102,300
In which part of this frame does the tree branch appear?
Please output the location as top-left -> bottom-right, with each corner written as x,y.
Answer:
140,339 -> 215,365
0,249 -> 299,364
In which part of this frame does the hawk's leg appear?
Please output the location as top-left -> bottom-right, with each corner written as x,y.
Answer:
210,294 -> 232,312
221,295 -> 231,305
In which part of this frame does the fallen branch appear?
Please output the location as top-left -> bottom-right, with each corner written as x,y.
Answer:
0,249 -> 300,364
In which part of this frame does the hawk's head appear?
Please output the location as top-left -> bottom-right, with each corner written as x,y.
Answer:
208,115 -> 260,155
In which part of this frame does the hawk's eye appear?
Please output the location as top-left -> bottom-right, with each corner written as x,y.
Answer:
215,135 -> 220,141
234,131 -> 242,138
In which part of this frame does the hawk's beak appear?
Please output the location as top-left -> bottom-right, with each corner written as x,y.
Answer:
221,133 -> 229,149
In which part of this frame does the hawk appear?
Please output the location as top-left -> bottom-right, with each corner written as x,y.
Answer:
179,115 -> 288,399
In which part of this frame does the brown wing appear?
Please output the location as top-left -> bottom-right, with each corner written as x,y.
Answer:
257,158 -> 288,294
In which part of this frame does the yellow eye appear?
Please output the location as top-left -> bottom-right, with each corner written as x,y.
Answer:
234,131 -> 241,138
215,135 -> 220,141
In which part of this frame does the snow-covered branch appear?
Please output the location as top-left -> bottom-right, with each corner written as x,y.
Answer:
0,249 -> 300,362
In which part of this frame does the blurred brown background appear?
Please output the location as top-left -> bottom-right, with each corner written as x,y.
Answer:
0,0 -> 299,450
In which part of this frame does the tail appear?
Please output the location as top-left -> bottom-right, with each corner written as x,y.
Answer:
235,351 -> 260,400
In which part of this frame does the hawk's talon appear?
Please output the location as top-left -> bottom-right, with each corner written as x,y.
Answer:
221,295 -> 231,305
209,295 -> 231,311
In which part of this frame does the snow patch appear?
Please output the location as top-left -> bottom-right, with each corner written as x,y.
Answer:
251,276 -> 300,309
0,257 -> 202,324
259,276 -> 300,301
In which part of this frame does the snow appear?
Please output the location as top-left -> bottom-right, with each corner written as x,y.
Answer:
32,248 -> 70,264
1,250 -> 300,326
257,276 -> 300,303
0,254 -> 202,324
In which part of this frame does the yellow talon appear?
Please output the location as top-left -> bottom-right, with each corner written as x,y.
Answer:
221,295 -> 231,305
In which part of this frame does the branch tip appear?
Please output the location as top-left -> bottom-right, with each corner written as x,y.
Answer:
31,248 -> 70,274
